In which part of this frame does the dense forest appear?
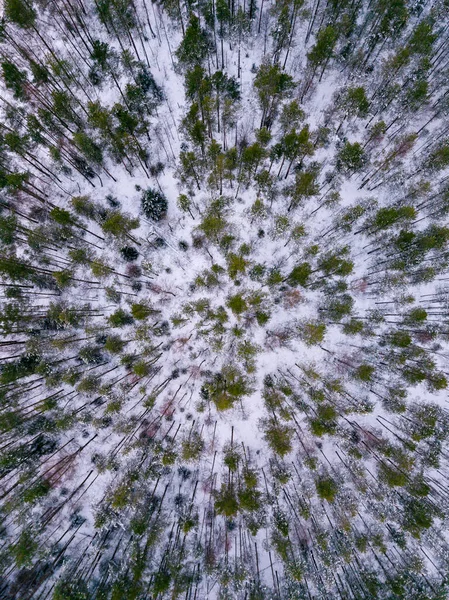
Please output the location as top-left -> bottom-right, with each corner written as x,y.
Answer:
1,0 -> 449,597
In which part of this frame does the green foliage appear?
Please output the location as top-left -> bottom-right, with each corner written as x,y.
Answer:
426,143 -> 449,171
250,197 -> 267,220
315,476 -> 338,502
176,15 -> 211,69
254,59 -> 295,127
141,188 -> 168,221
379,463 -> 408,487
177,193 -> 193,215
0,255 -> 33,281
133,360 -> 150,377
342,87 -> 369,118
53,270 -> 73,288
263,418 -> 293,456
408,21 -> 435,56
249,263 -> 266,282
73,131 -> 103,165
372,206 -> 416,230
0,215 -> 17,244
310,418 -> 334,437
307,26 -> 338,66
71,195 -> 96,219
343,319 -> 364,335
403,498 -> 433,538
182,431 -> 205,460
237,340 -> 260,372
1,61 -> 27,99
120,246 -> 139,261
223,446 -> 240,471
299,321 -> 326,345
389,331 -> 411,347
318,248 -> 353,277
108,308 -> 134,327
310,404 -> 337,436
153,570 -> 171,595
405,79 -> 428,111
286,126 -> 313,161
227,253 -> 248,279
23,479 -> 51,504
11,528 -> 37,567
287,169 -> 319,210
52,580 -> 90,600
215,484 -> 239,516
4,0 -> 36,27
0,353 -> 40,385
110,481 -> 130,509
199,211 -> 228,241
287,262 -> 311,287
321,294 -> 354,320
227,293 -> 248,315
104,335 -> 125,353
1,9 -> 448,597
238,486 -> 261,512
131,303 -> 152,319
91,260 -> 112,278
69,248 -> 91,265
337,141 -> 366,172
280,100 -> 304,132
79,344 -> 103,364
256,310 -> 270,326
354,364 -> 374,382
405,308 -> 427,324
101,211 -> 139,237
0,303 -> 23,334
203,365 -> 252,410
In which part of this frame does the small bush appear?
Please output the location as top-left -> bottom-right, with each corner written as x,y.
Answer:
256,311 -> 270,326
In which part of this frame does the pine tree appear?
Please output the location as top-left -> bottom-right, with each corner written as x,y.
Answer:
141,188 -> 168,221
1,61 -> 28,99
176,15 -> 211,69
120,246 -> 139,261
254,59 -> 295,128
4,0 -> 36,27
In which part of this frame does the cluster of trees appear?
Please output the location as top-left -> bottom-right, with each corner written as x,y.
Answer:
1,0 -> 449,598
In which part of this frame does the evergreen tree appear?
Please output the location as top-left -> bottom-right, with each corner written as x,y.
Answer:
141,188 -> 168,221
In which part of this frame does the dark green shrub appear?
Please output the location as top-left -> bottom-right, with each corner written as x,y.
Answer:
120,246 -> 139,261
315,476 -> 338,502
141,188 -> 168,221
108,309 -> 134,327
